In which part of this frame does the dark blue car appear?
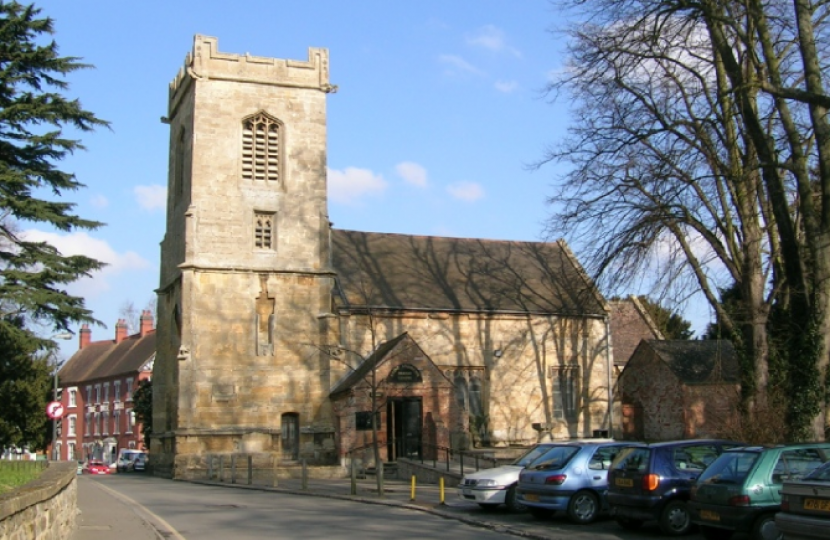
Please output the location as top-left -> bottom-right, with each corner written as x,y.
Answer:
607,439 -> 742,536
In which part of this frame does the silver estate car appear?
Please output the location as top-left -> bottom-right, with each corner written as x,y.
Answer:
517,440 -> 644,524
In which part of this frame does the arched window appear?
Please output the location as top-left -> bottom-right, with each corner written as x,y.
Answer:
174,128 -> 186,200
242,113 -> 282,182
454,372 -> 468,411
469,376 -> 483,418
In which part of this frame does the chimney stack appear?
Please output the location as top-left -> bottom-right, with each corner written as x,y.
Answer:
79,324 -> 91,349
115,319 -> 128,343
140,310 -> 154,337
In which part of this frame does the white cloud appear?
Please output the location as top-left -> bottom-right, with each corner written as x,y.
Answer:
446,181 -> 485,202
90,194 -> 109,209
328,167 -> 387,205
494,80 -> 518,93
20,229 -> 151,300
134,184 -> 167,211
466,25 -> 522,58
395,162 -> 428,187
438,54 -> 483,76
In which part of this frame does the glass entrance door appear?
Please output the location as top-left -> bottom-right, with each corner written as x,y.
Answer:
386,398 -> 422,460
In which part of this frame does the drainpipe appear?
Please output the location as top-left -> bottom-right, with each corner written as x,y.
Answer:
605,316 -> 614,436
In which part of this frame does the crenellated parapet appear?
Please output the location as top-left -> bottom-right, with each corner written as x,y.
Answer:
169,35 -> 334,115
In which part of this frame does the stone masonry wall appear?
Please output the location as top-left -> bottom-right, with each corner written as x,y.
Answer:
338,313 -> 613,445
154,36 -> 336,477
0,462 -> 77,540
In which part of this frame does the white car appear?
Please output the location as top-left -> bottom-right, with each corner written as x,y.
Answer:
458,443 -> 558,511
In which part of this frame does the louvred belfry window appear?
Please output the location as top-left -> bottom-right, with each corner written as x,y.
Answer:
242,113 -> 281,182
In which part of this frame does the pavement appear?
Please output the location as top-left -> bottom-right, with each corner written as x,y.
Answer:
70,472 -> 528,540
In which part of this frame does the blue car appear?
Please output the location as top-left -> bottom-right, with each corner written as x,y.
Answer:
516,440 -> 644,524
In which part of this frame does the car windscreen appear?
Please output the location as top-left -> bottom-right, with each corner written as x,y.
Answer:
525,445 -> 580,470
805,461 -> 830,481
513,445 -> 554,467
610,447 -> 650,472
697,451 -> 759,485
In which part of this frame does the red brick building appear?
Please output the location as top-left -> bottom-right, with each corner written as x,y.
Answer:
618,340 -> 740,441
52,311 -> 155,463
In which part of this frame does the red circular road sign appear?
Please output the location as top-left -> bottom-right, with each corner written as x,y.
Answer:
46,401 -> 64,419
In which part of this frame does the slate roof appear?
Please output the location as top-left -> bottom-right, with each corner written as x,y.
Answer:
329,333 -> 412,397
330,230 -> 606,316
636,340 -> 739,384
58,331 -> 155,385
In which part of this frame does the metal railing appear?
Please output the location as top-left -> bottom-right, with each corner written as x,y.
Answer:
346,440 -> 500,474
416,442 -> 499,473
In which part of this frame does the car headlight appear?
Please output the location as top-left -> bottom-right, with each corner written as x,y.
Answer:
477,479 -> 499,487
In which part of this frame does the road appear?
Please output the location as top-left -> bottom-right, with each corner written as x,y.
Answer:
76,475 -> 515,540
75,475 -> 744,540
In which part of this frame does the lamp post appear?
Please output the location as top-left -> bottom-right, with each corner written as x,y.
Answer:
50,332 -> 73,460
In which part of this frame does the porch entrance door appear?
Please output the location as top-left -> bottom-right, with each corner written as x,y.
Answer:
387,398 -> 422,461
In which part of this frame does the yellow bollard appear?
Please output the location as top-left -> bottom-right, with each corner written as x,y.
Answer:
439,476 -> 445,505
411,475 -> 416,501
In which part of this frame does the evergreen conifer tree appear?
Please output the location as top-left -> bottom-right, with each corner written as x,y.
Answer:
0,1 -> 107,332
0,2 -> 107,453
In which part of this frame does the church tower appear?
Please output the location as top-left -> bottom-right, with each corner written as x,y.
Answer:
152,36 -> 338,478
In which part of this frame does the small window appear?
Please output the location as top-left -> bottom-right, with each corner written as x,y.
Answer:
68,388 -> 77,408
254,211 -> 276,250
68,415 -> 76,437
113,410 -> 120,435
355,411 -> 379,431
114,381 -> 121,402
126,378 -> 134,401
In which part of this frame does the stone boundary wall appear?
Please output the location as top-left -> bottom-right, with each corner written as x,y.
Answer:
0,462 -> 77,540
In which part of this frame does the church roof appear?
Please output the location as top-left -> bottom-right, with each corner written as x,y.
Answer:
59,331 -> 155,385
330,229 -> 606,316
329,333 -> 411,397
626,340 -> 739,384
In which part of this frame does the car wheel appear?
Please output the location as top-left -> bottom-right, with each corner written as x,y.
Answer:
700,525 -> 733,540
567,490 -> 599,524
615,517 -> 644,530
659,500 -> 692,536
751,514 -> 781,540
505,486 -> 527,513
529,507 -> 553,519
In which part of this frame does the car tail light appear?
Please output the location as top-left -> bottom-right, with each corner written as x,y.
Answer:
643,474 -> 660,491
780,495 -> 790,511
545,474 -> 567,485
728,495 -> 751,507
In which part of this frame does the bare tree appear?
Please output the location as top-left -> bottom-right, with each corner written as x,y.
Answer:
544,0 -> 830,438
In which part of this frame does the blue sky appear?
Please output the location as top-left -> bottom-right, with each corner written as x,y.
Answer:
31,1 -> 710,358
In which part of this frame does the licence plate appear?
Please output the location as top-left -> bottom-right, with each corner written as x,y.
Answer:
804,498 -> 830,512
700,510 -> 720,522
524,493 -> 540,502
615,478 -> 633,487
462,488 -> 472,497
